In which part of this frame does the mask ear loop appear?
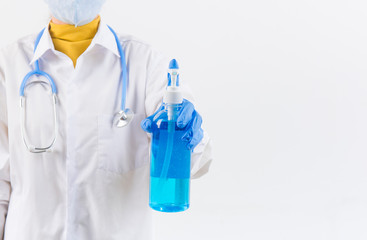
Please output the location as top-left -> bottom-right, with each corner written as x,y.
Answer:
19,28 -> 59,153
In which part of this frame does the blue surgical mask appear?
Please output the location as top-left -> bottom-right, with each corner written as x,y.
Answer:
44,0 -> 106,27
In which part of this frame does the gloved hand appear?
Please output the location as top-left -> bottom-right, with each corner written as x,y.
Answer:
141,99 -> 204,151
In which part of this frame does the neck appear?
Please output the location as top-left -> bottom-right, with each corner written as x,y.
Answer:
51,17 -> 68,25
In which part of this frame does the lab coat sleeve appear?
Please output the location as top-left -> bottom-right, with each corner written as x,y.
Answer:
144,50 -> 212,179
0,63 -> 11,239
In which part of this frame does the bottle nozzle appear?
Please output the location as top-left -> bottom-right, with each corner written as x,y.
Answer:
168,59 -> 180,87
169,59 -> 179,69
164,59 -> 183,104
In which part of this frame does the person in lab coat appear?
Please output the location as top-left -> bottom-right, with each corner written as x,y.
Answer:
0,0 -> 212,239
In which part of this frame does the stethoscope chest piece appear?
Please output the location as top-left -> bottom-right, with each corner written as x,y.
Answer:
114,109 -> 134,128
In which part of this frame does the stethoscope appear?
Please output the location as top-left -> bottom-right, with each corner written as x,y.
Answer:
19,26 -> 134,153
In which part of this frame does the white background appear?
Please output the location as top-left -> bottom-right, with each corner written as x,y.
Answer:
1,0 -> 367,239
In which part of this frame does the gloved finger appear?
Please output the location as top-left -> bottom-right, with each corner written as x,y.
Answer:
187,128 -> 204,151
191,111 -> 203,132
181,111 -> 202,141
181,129 -> 193,143
177,101 -> 195,128
141,104 -> 164,133
182,112 -> 204,150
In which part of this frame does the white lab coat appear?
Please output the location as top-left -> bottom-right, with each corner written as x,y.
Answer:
0,20 -> 212,240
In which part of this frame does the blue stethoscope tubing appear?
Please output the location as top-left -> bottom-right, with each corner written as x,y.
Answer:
108,26 -> 128,112
20,28 -> 57,96
20,26 -> 132,153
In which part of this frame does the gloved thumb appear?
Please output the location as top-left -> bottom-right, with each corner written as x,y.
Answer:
141,118 -> 153,133
141,103 -> 165,133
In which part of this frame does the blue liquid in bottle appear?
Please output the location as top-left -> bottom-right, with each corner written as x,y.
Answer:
149,105 -> 191,212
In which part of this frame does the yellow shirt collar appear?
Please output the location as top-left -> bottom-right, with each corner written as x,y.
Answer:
30,17 -> 121,66
49,16 -> 101,43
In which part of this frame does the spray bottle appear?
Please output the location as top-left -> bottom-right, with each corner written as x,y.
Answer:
149,59 -> 191,212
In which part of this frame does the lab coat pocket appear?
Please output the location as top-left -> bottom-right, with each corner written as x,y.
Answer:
97,113 -> 149,175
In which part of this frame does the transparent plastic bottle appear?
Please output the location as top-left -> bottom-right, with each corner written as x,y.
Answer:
149,59 -> 191,212
149,103 -> 191,212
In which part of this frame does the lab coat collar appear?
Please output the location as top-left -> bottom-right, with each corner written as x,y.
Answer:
29,24 -> 55,65
29,19 -> 121,65
91,20 -> 121,58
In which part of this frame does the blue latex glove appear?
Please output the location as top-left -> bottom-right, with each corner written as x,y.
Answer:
141,99 -> 204,150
